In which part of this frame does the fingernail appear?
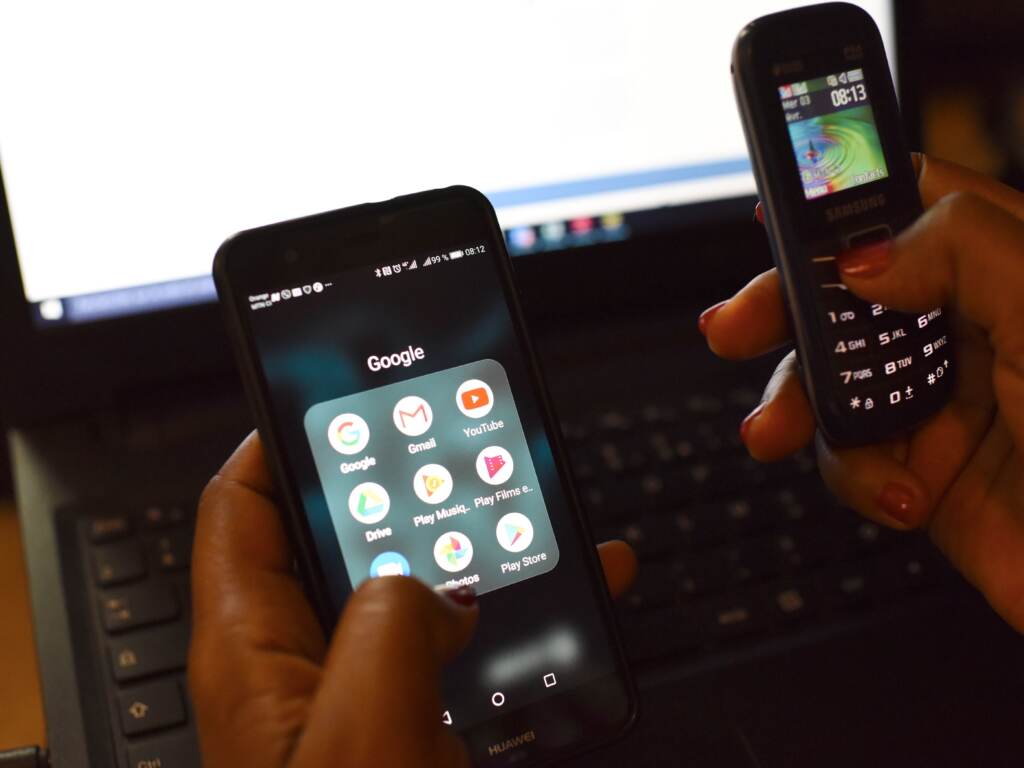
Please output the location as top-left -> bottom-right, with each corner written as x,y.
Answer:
876,482 -> 917,528
739,402 -> 766,445
754,202 -> 765,224
698,301 -> 727,336
836,241 -> 892,278
442,585 -> 477,607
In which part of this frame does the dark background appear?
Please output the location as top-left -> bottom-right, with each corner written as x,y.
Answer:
3,0 -> 1024,499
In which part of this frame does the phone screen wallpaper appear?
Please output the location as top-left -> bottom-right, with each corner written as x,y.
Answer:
779,68 -> 889,200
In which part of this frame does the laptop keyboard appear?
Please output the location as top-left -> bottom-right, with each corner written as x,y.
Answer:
72,503 -> 199,767
62,390 -> 955,766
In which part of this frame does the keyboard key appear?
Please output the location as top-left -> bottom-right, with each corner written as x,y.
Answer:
766,582 -> 818,624
141,504 -> 190,529
88,516 -> 133,543
829,568 -> 878,610
100,584 -> 179,633
705,596 -> 763,642
623,563 -> 677,612
127,732 -> 200,768
118,680 -> 186,736
93,541 -> 146,586
109,625 -> 189,683
150,530 -> 193,572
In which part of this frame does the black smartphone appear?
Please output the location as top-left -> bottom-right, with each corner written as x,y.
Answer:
731,2 -> 954,446
212,186 -> 636,766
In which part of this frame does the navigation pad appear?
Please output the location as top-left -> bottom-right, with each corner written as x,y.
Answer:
304,359 -> 559,595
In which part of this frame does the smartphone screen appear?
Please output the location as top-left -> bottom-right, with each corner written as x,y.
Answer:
226,191 -> 632,752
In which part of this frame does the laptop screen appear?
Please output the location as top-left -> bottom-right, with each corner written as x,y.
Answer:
0,1 -> 892,327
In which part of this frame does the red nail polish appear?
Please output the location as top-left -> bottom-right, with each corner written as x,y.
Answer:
698,301 -> 727,336
443,585 -> 477,607
836,241 -> 892,278
739,402 -> 765,444
754,202 -> 765,224
876,482 -> 917,528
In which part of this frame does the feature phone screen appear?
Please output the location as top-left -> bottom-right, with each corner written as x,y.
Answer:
778,67 -> 889,200
244,239 -> 617,730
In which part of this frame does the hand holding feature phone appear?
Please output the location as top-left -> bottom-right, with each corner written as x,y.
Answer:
213,187 -> 635,766
732,2 -> 954,446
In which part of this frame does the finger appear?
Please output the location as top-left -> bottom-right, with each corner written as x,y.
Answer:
836,191 -> 1024,446
916,153 -> 1024,217
740,350 -> 817,462
190,432 -> 326,768
598,540 -> 637,598
701,269 -> 792,360
815,433 -> 929,530
292,577 -> 478,768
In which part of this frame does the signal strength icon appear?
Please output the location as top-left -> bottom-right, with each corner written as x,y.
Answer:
407,259 -> 418,270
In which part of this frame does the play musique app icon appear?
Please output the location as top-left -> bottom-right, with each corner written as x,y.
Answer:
496,512 -> 534,553
456,378 -> 494,418
348,482 -> 390,525
392,395 -> 433,437
414,463 -> 453,504
327,413 -> 369,455
433,531 -> 473,573
476,446 -> 514,485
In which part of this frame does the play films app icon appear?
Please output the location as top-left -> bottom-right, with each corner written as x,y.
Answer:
476,446 -> 514,485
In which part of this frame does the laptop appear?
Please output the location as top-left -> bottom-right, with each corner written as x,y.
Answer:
2,2 -> 1021,766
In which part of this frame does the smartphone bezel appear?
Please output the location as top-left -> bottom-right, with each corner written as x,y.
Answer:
212,185 -> 638,765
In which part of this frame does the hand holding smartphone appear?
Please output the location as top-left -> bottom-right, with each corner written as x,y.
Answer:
732,2 -> 953,446
213,187 -> 635,766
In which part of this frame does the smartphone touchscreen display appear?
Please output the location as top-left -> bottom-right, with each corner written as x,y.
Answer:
240,221 -> 627,736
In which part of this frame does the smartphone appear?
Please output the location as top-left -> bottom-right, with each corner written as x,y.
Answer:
213,187 -> 636,765
732,2 -> 954,446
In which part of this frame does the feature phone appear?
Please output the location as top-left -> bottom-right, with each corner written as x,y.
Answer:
732,2 -> 953,446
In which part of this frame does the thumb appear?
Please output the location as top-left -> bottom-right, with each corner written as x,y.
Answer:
835,191 -> 1024,444
290,577 -> 478,768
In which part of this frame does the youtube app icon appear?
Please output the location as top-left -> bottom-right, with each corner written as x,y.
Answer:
456,378 -> 494,418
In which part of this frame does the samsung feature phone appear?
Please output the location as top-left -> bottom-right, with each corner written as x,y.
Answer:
732,2 -> 953,446
213,187 -> 636,766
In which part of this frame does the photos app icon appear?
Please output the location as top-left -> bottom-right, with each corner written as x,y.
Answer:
433,531 -> 473,573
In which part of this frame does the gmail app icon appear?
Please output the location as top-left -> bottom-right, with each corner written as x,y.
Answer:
392,395 -> 433,437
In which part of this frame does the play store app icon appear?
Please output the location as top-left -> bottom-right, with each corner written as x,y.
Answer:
496,512 -> 534,553
348,482 -> 390,525
414,463 -> 453,505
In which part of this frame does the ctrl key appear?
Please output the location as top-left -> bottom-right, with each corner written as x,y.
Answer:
127,733 -> 199,768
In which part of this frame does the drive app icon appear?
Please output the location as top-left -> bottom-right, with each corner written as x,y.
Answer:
456,378 -> 494,418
